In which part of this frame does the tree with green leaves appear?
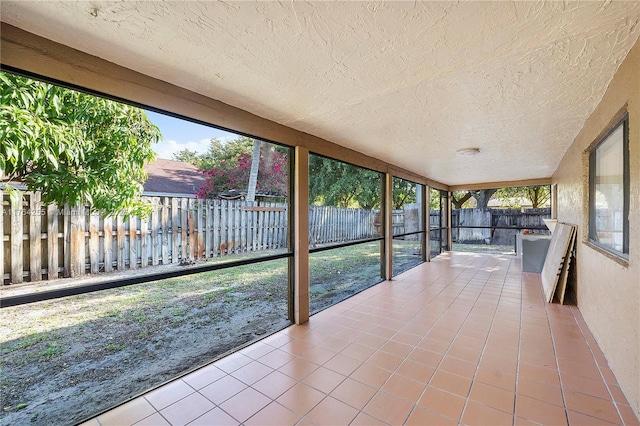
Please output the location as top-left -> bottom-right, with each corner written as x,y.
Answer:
308,156 -> 381,209
173,136 -> 255,170
392,178 -> 418,210
486,185 -> 551,209
452,186 -> 551,209
0,72 -> 161,217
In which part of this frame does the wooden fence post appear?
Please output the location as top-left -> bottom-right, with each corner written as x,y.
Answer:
47,204 -> 59,280
180,198 -> 188,260
151,198 -> 159,266
161,197 -> 169,264
140,213 -> 148,268
196,198 -> 204,259
188,198 -> 196,259
29,191 -> 42,282
103,215 -> 113,272
89,208 -> 100,274
1,190 -> 5,284
171,197 -> 179,263
10,193 -> 22,284
116,214 -> 126,270
129,215 -> 138,270
69,205 -> 85,278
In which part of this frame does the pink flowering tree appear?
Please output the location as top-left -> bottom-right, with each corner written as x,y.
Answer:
196,151 -> 287,199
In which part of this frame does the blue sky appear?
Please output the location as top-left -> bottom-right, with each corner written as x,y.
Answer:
145,110 -> 236,159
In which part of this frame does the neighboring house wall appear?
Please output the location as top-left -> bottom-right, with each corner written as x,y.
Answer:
553,39 -> 639,415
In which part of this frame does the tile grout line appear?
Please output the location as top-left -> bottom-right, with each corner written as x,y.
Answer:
566,304 -> 628,424
458,255 -> 519,425
513,256 -> 524,426
406,254 -> 498,425
541,279 -> 571,425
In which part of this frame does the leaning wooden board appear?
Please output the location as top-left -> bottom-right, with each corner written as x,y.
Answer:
556,227 -> 576,305
540,223 -> 575,303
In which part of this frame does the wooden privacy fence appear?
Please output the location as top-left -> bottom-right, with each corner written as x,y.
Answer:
308,206 -> 386,246
1,191 -> 409,285
452,208 -> 551,244
1,191 -> 288,285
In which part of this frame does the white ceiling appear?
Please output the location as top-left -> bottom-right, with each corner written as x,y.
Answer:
2,1 -> 639,186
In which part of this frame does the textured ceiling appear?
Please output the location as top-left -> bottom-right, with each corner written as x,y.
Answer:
1,1 -> 639,186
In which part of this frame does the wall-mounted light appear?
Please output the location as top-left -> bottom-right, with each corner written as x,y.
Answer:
456,148 -> 480,157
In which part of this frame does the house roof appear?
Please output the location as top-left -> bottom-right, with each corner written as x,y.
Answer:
143,159 -> 206,196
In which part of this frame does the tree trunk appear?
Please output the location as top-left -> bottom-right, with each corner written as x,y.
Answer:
246,139 -> 261,203
452,192 -> 472,209
469,189 -> 497,209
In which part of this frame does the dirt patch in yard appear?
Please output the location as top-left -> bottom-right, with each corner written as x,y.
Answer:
0,260 -> 291,425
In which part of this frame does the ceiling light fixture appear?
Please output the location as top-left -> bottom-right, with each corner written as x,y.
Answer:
456,148 -> 480,157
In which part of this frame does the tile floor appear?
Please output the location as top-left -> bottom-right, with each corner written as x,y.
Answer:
85,252 -> 639,425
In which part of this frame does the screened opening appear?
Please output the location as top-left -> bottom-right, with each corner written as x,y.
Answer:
450,186 -> 551,255
308,154 -> 384,314
392,177 -> 426,276
430,188 -> 448,259
0,70 -> 294,424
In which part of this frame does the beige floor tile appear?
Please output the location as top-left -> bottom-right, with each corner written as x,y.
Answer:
251,370 -> 298,400
276,382 -> 325,416
258,348 -> 296,369
406,347 -> 443,367
517,376 -> 565,407
367,350 -> 404,372
563,390 -> 621,424
515,394 -> 568,425
144,380 -> 194,411
323,353 -> 362,376
301,366 -> 346,394
469,381 -> 515,414
406,406 -> 458,425
182,364 -> 226,390
567,410 -> 618,425
561,371 -> 611,400
462,400 -> 514,425
616,403 -> 640,425
159,393 -> 214,426
417,386 -> 465,421
244,402 -> 301,426
350,362 -> 393,388
329,377 -> 377,410
97,398 -> 157,426
380,373 -> 426,404
305,396 -> 359,425
199,375 -> 246,405
278,357 -> 319,381
231,361 -> 274,386
430,370 -> 473,398
188,407 -> 238,426
298,345 -> 337,365
218,387 -> 271,423
364,391 -> 414,425
350,412 -> 388,426
395,359 -> 435,383
340,342 -> 377,361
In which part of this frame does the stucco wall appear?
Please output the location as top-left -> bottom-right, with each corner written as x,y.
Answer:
553,39 -> 640,415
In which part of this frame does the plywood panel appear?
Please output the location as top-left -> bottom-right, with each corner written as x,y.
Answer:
541,222 -> 575,303
556,228 -> 577,305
